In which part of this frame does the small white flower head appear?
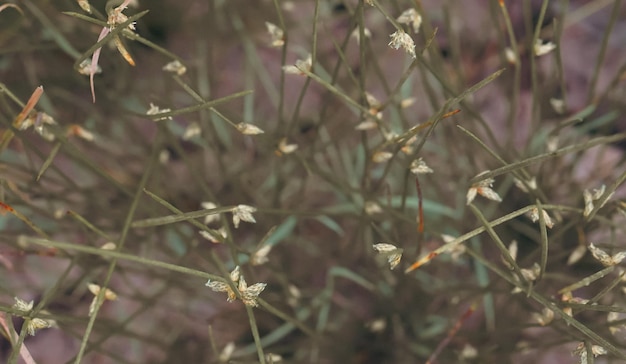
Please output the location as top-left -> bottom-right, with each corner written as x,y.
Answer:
162,60 -> 187,75
100,241 -> 117,250
573,342 -> 607,364
546,136 -> 559,152
265,22 -> 285,47
588,243 -> 626,267
520,262 -> 541,282
583,185 -> 608,217
13,297 -> 33,313
277,138 -> 298,155
401,135 -> 418,155
283,54 -> 312,75
396,8 -> 422,33
205,266 -> 240,302
77,0 -> 92,13
107,1 -> 136,31
400,97 -> 416,109
26,318 -> 53,336
355,120 -> 378,131
87,283 -> 118,301
146,103 -> 172,121
372,151 -> 393,163
366,318 -> 387,333
232,204 -> 257,228
265,353 -> 283,363
388,30 -> 416,58
87,283 -> 118,316
534,39 -> 556,56
567,244 -> 587,266
199,227 -> 227,243
182,121 -> 201,140
466,172 -> 502,205
373,243 -> 403,270
201,202 -> 220,224
529,207 -> 555,229
241,280 -> 267,307
531,307 -> 555,326
607,311 -> 626,335
365,92 -> 382,114
410,158 -> 433,175
159,149 -> 170,164
364,201 -> 383,215
350,27 -> 372,45
513,177 -> 537,193
251,244 -> 272,265
550,98 -> 565,114
235,122 -> 264,135
78,58 -> 102,75
504,47 -> 516,65
67,124 -> 95,141
219,342 -> 236,362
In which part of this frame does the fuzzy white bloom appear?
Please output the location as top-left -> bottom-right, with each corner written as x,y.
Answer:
283,54 -> 312,75
232,204 -> 257,228
410,158 -> 433,175
251,244 -> 273,265
278,138 -> 298,154
265,22 -> 284,47
534,39 -> 556,56
373,243 -> 402,270
234,122 -> 263,135
588,243 -> 626,267
529,207 -> 555,229
396,8 -> 422,33
201,202 -> 220,224
388,30 -> 416,58
146,103 -> 172,121
13,297 -> 33,312
162,60 -> 186,75
372,151 -> 393,163
350,27 -> 372,45
466,171 -> 502,205
355,120 -> 378,131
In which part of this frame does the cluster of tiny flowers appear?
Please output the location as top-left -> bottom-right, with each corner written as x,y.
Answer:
231,204 -> 257,228
373,243 -> 402,270
528,207 -> 555,229
588,243 -> 626,267
466,171 -> 502,205
87,283 -> 118,317
205,266 -> 267,307
573,342 -> 606,364
396,8 -> 422,33
583,185 -> 611,217
162,60 -> 187,76
146,103 -> 172,121
12,297 -> 55,336
388,30 -> 416,58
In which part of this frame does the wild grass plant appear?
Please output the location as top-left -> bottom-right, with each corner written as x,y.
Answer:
1,0 -> 626,363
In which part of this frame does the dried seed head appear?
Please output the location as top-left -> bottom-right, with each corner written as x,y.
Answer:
550,98 -> 565,114
373,243 -> 402,270
77,0 -> 91,13
529,207 -> 554,228
364,201 -> 383,215
146,103 -> 172,121
182,122 -> 201,140
534,39 -> 556,56
388,30 -> 416,58
87,283 -> 118,301
277,138 -> 298,154
13,297 -> 33,313
588,243 -> 626,266
504,47 -> 516,64
232,205 -> 257,228
201,202 -> 220,224
162,60 -> 186,75
372,151 -> 393,163
355,120 -> 378,130
78,59 -> 102,75
252,244 -> 272,266
283,54 -> 312,75
235,122 -> 264,135
410,158 -> 433,175
532,307 -> 555,326
396,8 -> 422,33
26,318 -> 53,336
265,22 -> 284,47
241,282 -> 267,307
350,27 -> 372,45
